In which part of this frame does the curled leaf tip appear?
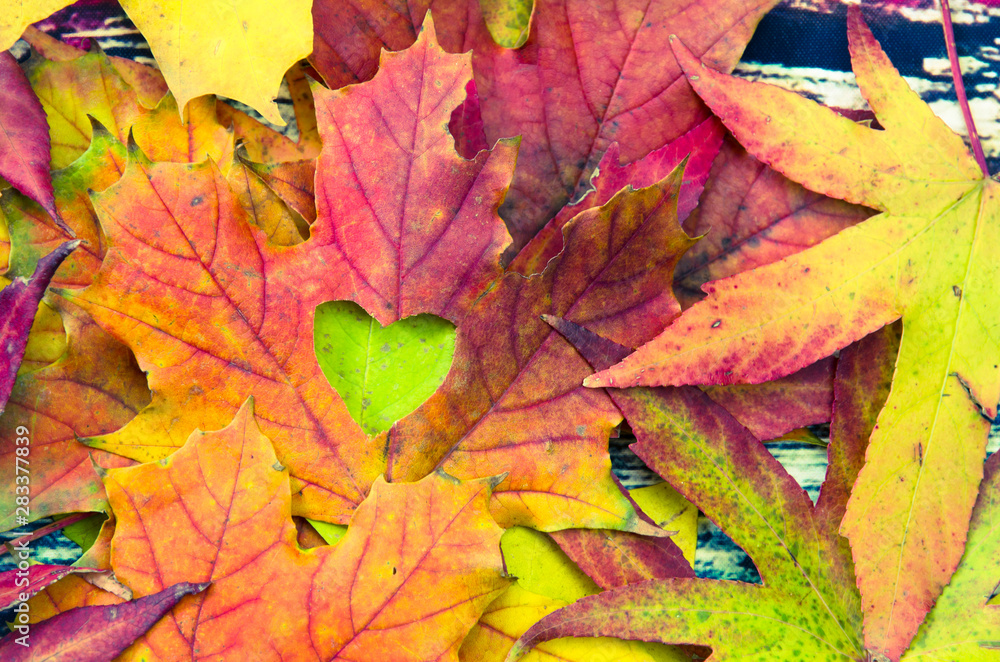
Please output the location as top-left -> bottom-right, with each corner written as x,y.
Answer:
486,471 -> 509,491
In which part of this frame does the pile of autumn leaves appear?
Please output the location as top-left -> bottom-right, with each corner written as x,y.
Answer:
0,0 -> 998,660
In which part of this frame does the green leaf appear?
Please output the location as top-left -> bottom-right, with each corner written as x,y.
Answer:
61,513 -> 108,553
314,301 -> 456,436
480,0 -> 534,48
307,519 -> 348,546
500,526 -> 600,603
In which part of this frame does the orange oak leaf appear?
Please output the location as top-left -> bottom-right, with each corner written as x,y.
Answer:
0,301 -> 147,530
312,16 -> 517,325
103,400 -> 507,662
590,11 -> 999,658
384,165 -> 695,531
673,135 -> 875,308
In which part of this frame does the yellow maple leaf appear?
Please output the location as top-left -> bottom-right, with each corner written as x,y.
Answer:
118,0 -> 312,125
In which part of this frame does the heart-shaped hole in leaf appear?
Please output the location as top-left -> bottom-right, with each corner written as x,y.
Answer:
314,301 -> 456,436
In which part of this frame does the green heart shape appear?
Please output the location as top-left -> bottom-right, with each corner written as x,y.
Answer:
314,301 -> 456,436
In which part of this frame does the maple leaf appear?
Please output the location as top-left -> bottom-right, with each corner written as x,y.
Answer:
308,0 -> 777,249
130,94 -> 234,168
60,149 -> 382,520
0,51 -> 67,234
2,120 -> 125,289
309,0 -> 432,90
0,301 -> 148,530
312,16 -> 518,325
587,11 -> 1000,656
0,582 -> 209,662
469,0 -> 782,247
96,400 -> 506,661
510,317 -> 903,662
0,240 -> 77,415
117,0 -> 311,125
384,163 -> 696,531
23,47 -> 145,169
509,117 -> 725,276
60,20 -> 521,523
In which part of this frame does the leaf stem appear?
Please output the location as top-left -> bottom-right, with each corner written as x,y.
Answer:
939,0 -> 990,177
1,512 -> 93,558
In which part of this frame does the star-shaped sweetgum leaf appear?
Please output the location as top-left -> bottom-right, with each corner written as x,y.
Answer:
102,400 -> 507,662
901,452 -> 1000,661
510,317 -> 901,662
589,10 -> 999,659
